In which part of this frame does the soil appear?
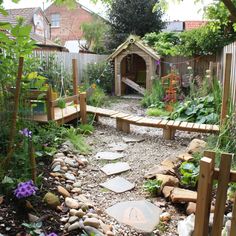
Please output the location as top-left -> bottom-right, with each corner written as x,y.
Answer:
0,97 -> 207,236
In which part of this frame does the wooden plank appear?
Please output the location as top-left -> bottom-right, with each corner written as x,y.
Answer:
221,53 -> 232,125
205,124 -> 213,130
159,119 -> 169,126
199,124 -> 207,130
193,123 -> 201,129
211,153 -> 232,236
125,116 -> 144,122
180,122 -> 188,128
111,113 -> 130,118
212,125 -> 220,132
172,120 -> 181,127
167,120 -> 175,126
194,157 -> 214,236
186,122 -> 195,129
230,193 -> 236,236
122,77 -> 145,95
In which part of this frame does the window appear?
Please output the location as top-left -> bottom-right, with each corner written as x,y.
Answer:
51,14 -> 60,27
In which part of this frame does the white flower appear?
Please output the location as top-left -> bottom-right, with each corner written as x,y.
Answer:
187,66 -> 192,70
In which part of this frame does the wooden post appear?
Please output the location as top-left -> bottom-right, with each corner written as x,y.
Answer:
163,127 -> 175,140
79,92 -> 87,124
122,120 -> 130,133
220,53 -> 232,125
209,61 -> 214,89
72,59 -> 79,105
230,193 -> 236,236
116,118 -> 123,131
194,157 -> 214,236
4,57 -> 24,167
46,86 -> 54,121
211,153 -> 232,236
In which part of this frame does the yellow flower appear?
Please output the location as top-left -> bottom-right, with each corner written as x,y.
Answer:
91,83 -> 96,89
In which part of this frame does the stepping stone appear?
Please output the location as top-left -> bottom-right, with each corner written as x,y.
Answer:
100,177 -> 135,193
95,152 -> 124,160
106,200 -> 161,233
101,162 -> 131,176
108,143 -> 128,152
122,136 -> 144,143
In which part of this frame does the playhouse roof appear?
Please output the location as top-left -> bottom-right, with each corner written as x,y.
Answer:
107,35 -> 160,61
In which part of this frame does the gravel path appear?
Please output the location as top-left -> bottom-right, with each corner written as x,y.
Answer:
79,98 -> 202,235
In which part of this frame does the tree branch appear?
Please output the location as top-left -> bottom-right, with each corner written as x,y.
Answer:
221,0 -> 236,23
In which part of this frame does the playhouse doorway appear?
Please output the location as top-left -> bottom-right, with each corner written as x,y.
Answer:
120,53 -> 147,95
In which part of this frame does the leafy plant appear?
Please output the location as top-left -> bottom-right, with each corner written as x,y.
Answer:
143,179 -> 162,196
141,79 -> 165,108
22,222 -> 43,236
179,161 -> 199,188
146,107 -> 170,117
87,86 -> 107,107
78,124 -> 94,135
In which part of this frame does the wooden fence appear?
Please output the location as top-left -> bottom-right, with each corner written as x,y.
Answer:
218,42 -> 236,107
32,51 -> 107,83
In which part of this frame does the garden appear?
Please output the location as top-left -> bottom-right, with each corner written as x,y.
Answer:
1,0 -> 236,236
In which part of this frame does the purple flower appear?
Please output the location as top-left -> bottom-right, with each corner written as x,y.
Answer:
19,128 -> 32,138
46,233 -> 58,236
14,180 -> 37,199
156,60 -> 160,66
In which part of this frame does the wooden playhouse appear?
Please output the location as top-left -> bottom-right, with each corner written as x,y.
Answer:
107,35 -> 161,96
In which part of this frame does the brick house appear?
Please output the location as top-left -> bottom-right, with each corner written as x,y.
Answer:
45,3 -> 101,52
0,7 -> 65,51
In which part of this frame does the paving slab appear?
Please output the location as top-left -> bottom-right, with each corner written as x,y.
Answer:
95,152 -> 124,160
122,136 -> 144,143
108,143 -> 128,152
106,200 -> 161,233
100,177 -> 135,193
100,162 -> 131,176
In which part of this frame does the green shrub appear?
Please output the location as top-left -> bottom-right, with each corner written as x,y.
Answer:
141,79 -> 165,108
82,61 -> 113,94
87,86 -> 107,107
146,108 -> 170,117
143,179 -> 162,196
78,124 -> 94,135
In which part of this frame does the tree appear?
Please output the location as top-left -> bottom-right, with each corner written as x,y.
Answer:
107,0 -> 164,49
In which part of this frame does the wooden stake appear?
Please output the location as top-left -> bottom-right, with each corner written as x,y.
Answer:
72,59 -> 79,105
220,53 -> 232,125
79,92 -> 87,124
4,57 -> 24,167
46,85 -> 54,120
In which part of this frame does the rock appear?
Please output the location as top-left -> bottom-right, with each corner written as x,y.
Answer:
186,139 -> 207,154
186,202 -> 215,215
43,192 -> 60,209
170,188 -> 197,203
161,158 -> 176,168
83,226 -> 105,236
57,186 -> 70,198
122,136 -> 144,143
177,214 -> 195,236
76,195 -> 94,207
106,231 -> 115,236
156,174 -> 179,188
28,213 -> 39,223
83,217 -> 100,228
65,197 -> 79,209
69,216 -> 79,223
144,165 -> 175,179
100,221 -> 112,233
60,217 -> 69,223
65,158 -> 79,167
64,173 -> 76,181
162,186 -> 174,198
108,142 -> 128,152
95,152 -> 124,161
68,222 -> 81,231
76,209 -> 86,218
178,153 -> 194,161
71,188 -> 82,194
52,165 -> 61,172
160,212 -> 171,222
54,153 -> 66,159
69,209 -> 79,216
73,181 -> 82,188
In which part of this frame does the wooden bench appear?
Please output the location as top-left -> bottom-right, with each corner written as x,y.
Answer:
113,115 -> 219,140
194,151 -> 236,236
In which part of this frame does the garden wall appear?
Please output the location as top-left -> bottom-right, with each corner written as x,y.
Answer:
33,51 -> 107,82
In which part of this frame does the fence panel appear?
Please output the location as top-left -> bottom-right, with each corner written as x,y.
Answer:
32,51 -> 107,83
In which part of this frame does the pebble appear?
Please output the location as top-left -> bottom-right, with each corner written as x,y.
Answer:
65,197 -> 79,209
73,181 -> 82,188
71,188 -> 82,194
60,217 -> 69,223
64,173 -> 76,181
57,186 -> 70,198
83,217 -> 100,228
68,216 -> 79,223
68,222 -> 81,231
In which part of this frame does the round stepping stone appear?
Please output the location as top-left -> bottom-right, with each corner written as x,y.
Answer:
106,200 -> 161,233
100,162 -> 131,176
100,177 -> 135,193
95,152 -> 124,160
108,143 -> 128,152
122,136 -> 144,143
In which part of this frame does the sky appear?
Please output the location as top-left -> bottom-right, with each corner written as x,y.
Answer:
3,0 -> 213,21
